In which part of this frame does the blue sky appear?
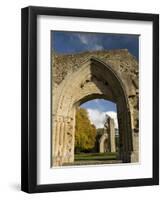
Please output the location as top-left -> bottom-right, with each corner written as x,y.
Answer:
52,31 -> 139,59
80,99 -> 116,112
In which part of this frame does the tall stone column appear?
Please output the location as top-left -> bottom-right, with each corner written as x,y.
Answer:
99,132 -> 109,153
52,115 -> 73,166
109,118 -> 116,152
131,131 -> 139,162
52,115 -> 62,166
104,116 -> 116,153
117,109 -> 134,163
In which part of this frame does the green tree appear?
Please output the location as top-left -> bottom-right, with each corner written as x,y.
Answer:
75,108 -> 96,152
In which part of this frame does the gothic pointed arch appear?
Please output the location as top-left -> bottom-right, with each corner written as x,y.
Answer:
52,53 -> 138,166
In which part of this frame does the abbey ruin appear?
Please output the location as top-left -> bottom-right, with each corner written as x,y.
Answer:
99,116 -> 116,153
51,49 -> 139,166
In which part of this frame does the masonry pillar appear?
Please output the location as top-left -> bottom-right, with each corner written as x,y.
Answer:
109,118 -> 116,152
99,132 -> 108,153
131,131 -> 139,162
104,116 -> 116,153
52,114 -> 75,166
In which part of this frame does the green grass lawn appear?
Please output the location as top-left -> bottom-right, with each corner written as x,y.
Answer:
75,152 -> 118,161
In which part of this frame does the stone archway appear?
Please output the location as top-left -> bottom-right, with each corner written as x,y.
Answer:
52,53 -> 138,166
99,133 -> 109,153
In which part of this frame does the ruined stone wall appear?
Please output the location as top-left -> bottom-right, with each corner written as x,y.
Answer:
52,49 -> 138,124
52,49 -> 139,166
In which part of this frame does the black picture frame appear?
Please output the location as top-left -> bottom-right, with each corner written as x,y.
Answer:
21,6 -> 159,193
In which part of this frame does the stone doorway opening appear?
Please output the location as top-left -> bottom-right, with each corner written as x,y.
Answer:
74,98 -> 120,165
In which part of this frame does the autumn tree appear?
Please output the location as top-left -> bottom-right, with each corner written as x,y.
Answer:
75,108 -> 96,152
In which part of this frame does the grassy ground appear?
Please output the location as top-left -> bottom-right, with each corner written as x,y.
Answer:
75,152 -> 118,161
62,152 -> 122,166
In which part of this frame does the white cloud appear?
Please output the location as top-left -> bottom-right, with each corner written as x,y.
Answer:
87,109 -> 118,129
93,44 -> 104,51
106,111 -> 118,129
76,34 -> 89,45
87,109 -> 105,128
75,33 -> 104,51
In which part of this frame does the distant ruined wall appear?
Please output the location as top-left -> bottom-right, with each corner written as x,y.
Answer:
52,49 -> 139,166
99,117 -> 116,153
